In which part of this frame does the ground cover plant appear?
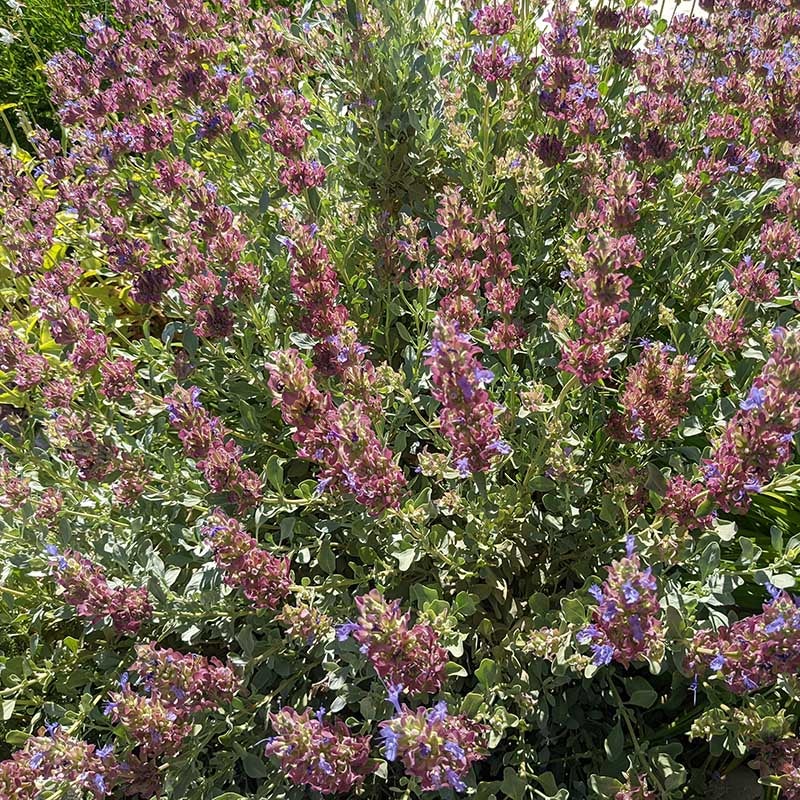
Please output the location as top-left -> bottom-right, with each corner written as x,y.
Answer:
0,0 -> 800,797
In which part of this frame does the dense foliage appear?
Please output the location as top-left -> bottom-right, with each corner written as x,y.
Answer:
0,0 -> 800,798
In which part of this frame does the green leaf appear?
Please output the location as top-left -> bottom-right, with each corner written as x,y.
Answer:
653,752 -> 687,791
346,0 -> 359,26
560,596 -> 586,624
460,692 -> 484,717
1,700 -> 15,721
645,463 -> 667,496
266,455 -> 283,492
394,547 -> 417,571
241,753 -> 268,779
258,187 -> 271,215
588,775 -> 623,798
475,658 -> 498,687
626,677 -> 658,708
500,767 -> 526,800
604,722 -> 624,761
318,541 -> 336,574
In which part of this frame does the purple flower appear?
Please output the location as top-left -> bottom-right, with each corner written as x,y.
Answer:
444,741 -> 466,759
429,701 -> 448,724
765,615 -> 785,634
447,768 -> 468,791
387,684 -> 404,714
381,726 -> 399,760
592,644 -> 614,666
710,653 -> 726,671
336,621 -> 359,641
576,625 -> 598,644
740,386 -> 767,411
622,582 -> 640,604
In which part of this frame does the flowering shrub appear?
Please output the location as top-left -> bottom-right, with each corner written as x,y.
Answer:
0,0 -> 800,797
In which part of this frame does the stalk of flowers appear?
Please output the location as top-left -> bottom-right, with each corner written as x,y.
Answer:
658,475 -> 714,532
615,774 -> 658,800
608,343 -> 694,442
751,737 -> 800,800
424,316 -> 509,476
536,2 -> 609,137
127,642 -> 239,712
406,191 -> 523,347
0,459 -> 30,511
277,601 -> 333,646
267,349 -> 406,511
164,385 -> 262,511
281,218 -> 377,385
480,212 -> 525,350
0,725 -> 117,800
576,537 -> 664,668
45,410 -> 119,482
264,707 -> 377,795
703,327 -> 800,513
685,587 -> 800,694
105,644 -> 238,759
0,316 -> 48,390
559,230 -> 641,385
240,13 -> 323,189
48,547 -> 152,634
202,509 -> 292,609
379,701 -> 489,792
427,188 -> 483,331
105,688 -> 193,760
337,590 -> 448,694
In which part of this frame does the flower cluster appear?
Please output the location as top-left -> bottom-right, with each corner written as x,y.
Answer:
686,588 -> 800,694
0,316 -> 48,390
560,229 -> 642,385
0,459 -> 30,511
425,316 -> 508,475
264,707 -> 377,795
268,348 -> 406,511
577,538 -> 664,668
418,189 -> 524,347
165,385 -> 262,511
615,774 -> 658,800
49,547 -> 152,634
537,2 -> 608,136
611,343 -> 694,441
704,328 -> 800,513
659,475 -> 714,532
471,3 -> 516,36
282,218 -> 376,383
202,509 -> 292,608
105,643 -> 238,760
0,725 -> 117,800
751,737 -> 800,800
337,590 -> 448,694
278,601 -> 333,645
46,411 -> 119,483
379,701 -> 488,792
472,43 -> 520,83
